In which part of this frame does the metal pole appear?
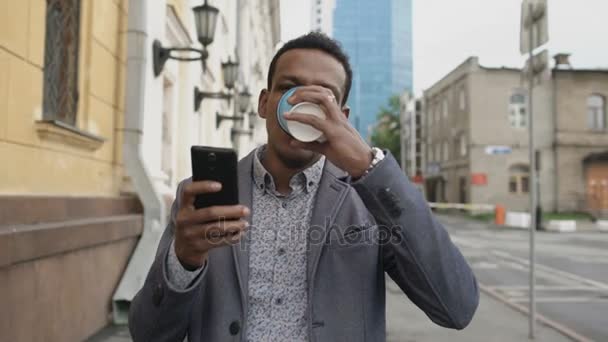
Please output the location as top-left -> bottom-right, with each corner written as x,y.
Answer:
400,97 -> 407,172
528,2 -> 537,338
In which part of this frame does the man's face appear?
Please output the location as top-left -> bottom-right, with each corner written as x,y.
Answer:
257,48 -> 348,169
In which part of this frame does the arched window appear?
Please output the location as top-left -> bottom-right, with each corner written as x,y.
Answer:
509,92 -> 527,129
509,164 -> 530,194
588,95 -> 606,130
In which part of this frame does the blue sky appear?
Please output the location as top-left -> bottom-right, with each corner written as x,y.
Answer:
280,0 -> 608,95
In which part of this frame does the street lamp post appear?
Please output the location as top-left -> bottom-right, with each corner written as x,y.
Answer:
193,58 -> 240,111
215,87 -> 252,129
520,1 -> 548,338
152,0 -> 220,77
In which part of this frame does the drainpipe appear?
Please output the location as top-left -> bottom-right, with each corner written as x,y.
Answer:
551,67 -> 558,212
112,0 -> 166,324
234,0 -> 246,154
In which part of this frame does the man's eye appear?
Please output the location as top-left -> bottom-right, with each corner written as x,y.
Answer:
278,84 -> 294,92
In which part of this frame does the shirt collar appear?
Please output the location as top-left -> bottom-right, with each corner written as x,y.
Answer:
252,145 -> 325,194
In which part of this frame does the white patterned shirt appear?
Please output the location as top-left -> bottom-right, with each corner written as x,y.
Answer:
246,146 -> 324,341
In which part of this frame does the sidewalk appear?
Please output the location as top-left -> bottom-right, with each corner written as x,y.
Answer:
386,280 -> 571,342
436,211 -> 607,234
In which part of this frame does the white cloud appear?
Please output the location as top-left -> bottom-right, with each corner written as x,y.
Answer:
413,0 -> 608,94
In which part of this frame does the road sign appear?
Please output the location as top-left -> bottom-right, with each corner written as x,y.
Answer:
522,49 -> 550,85
471,173 -> 488,186
520,0 -> 548,55
523,49 -> 549,76
485,146 -> 512,155
427,162 -> 440,176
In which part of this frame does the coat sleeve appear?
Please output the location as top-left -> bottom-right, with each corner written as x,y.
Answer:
128,179 -> 208,341
351,151 -> 479,329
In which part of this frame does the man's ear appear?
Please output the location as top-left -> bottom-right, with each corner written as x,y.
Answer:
258,89 -> 269,119
342,105 -> 351,119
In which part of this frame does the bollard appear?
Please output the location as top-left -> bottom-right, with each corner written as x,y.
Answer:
495,205 -> 506,225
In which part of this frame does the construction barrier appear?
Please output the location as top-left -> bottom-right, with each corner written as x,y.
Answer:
429,202 -> 507,225
495,205 -> 506,225
428,202 -> 495,212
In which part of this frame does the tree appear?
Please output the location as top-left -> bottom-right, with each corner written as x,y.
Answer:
371,95 -> 401,166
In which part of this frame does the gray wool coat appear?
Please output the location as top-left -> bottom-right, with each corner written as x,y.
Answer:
128,150 -> 479,341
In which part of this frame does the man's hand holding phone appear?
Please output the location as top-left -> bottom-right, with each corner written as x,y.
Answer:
173,180 -> 249,270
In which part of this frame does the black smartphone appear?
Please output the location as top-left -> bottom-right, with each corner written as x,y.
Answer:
191,146 -> 239,209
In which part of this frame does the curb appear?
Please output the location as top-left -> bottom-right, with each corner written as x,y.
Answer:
478,283 -> 595,342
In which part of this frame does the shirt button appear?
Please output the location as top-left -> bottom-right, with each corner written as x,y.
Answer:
278,248 -> 286,256
281,202 -> 287,209
308,181 -> 314,187
275,298 -> 283,305
229,320 -> 240,335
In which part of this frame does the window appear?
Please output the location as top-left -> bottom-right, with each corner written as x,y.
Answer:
436,144 -> 441,162
588,95 -> 606,130
162,79 -> 175,187
443,141 -> 449,161
508,164 -> 530,194
459,134 -> 467,156
443,98 -> 448,118
42,0 -> 82,126
509,92 -> 527,129
509,177 -> 518,193
459,87 -> 466,111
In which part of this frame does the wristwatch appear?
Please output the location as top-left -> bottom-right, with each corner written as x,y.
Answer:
363,147 -> 385,176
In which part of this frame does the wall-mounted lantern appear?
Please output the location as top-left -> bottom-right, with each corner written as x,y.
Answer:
153,0 -> 220,77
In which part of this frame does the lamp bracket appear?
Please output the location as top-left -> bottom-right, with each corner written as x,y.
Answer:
216,112 -> 244,129
153,40 -> 209,77
194,88 -> 232,111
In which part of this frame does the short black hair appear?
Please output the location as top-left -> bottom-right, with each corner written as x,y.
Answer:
267,31 -> 353,105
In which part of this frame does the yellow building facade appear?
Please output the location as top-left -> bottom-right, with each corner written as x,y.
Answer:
1,1 -> 141,341
0,0 -> 127,196
1,0 -> 127,195
1,0 -> 280,339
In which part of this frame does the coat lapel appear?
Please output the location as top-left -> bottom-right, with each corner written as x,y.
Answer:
233,150 -> 255,312
307,161 -> 349,292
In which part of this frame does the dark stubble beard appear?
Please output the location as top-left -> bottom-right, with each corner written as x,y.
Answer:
276,149 -> 318,170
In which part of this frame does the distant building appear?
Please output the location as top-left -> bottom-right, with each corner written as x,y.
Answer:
333,0 -> 413,139
552,54 -> 608,216
310,0 -> 336,36
422,55 -> 608,216
400,92 -> 424,181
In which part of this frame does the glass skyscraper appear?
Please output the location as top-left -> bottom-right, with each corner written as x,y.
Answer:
333,0 -> 413,139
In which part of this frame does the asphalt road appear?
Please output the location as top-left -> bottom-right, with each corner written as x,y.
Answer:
439,214 -> 608,342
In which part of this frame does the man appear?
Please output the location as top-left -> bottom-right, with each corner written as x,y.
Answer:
129,32 -> 479,342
